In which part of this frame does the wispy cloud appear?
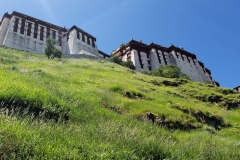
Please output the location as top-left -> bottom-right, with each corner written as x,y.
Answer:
81,0 -> 132,29
38,0 -> 58,24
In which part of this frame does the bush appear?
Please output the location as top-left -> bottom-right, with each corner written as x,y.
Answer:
122,60 -> 135,70
110,56 -> 135,70
45,38 -> 62,59
150,65 -> 190,79
52,48 -> 62,58
141,70 -> 150,75
110,55 -> 122,65
151,66 -> 164,77
162,65 -> 181,78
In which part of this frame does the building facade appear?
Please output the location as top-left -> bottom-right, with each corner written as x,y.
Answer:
233,86 -> 240,92
113,39 -> 216,84
0,11 -> 109,58
1,12 -> 218,84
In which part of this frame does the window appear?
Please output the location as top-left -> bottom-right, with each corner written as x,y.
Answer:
82,34 -> 85,42
176,53 -> 179,58
148,60 -> 151,65
58,33 -> 62,46
47,27 -> 50,38
147,54 -> 150,59
182,56 -> 184,61
33,31 -> 37,38
92,40 -> 95,48
20,19 -> 25,34
27,22 -> 32,36
77,31 -> 80,39
13,18 -> 19,32
52,30 -> 56,39
40,26 -> 44,41
87,37 -> 90,45
89,38 -> 92,45
33,24 -> 38,39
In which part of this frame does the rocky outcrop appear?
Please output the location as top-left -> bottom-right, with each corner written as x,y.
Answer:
143,112 -> 197,130
171,105 -> 231,130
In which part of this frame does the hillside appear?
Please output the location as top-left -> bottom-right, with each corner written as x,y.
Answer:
0,46 -> 240,159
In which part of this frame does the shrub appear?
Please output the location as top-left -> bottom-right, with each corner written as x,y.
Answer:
52,48 -> 62,58
110,55 -> 122,64
162,65 -> 181,78
45,38 -> 62,59
110,56 -> 135,70
122,60 -> 135,70
151,66 -> 164,77
150,65 -> 190,79
141,70 -> 150,75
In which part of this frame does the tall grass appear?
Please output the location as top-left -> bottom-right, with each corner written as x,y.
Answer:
0,46 -> 240,159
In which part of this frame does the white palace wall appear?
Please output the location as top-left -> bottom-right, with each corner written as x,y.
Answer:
2,16 -> 48,53
113,40 -> 215,84
0,11 -> 108,59
0,17 -> 10,45
65,29 -> 99,57
233,86 -> 240,92
1,12 -> 215,84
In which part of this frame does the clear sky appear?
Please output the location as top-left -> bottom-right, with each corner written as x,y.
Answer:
0,0 -> 239,88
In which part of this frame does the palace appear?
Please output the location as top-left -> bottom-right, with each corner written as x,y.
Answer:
0,11 -> 109,58
1,11 -> 219,85
112,39 -> 218,84
233,86 -> 240,92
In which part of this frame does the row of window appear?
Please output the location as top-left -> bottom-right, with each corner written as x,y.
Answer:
76,31 -> 95,48
12,17 -> 96,48
13,18 -> 62,46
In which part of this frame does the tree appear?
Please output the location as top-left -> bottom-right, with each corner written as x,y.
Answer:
45,38 -> 62,59
110,55 -> 136,70
162,65 -> 182,78
151,66 -> 164,77
109,55 -> 122,64
122,60 -> 135,70
150,65 -> 190,79
52,48 -> 62,58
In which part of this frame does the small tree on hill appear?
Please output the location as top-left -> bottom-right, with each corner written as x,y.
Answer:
150,65 -> 190,79
151,66 -> 164,77
162,65 -> 182,78
52,48 -> 62,58
110,55 -> 122,65
110,55 -> 135,70
45,38 -> 62,59
122,60 -> 135,70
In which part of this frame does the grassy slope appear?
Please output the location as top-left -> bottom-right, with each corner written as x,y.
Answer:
0,46 -> 240,159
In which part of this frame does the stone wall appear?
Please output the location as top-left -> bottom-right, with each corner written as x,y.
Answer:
63,54 -> 109,61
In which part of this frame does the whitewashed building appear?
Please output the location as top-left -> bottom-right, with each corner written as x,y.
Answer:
112,39 -> 218,84
233,86 -> 240,92
0,11 -> 109,58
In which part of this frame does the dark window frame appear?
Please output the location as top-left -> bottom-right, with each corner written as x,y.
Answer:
27,22 -> 32,36
13,18 -> 19,32
40,26 -> 44,41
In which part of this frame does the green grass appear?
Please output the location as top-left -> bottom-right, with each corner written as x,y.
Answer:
0,46 -> 240,159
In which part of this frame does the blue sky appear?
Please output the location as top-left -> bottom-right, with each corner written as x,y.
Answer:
0,0 -> 239,88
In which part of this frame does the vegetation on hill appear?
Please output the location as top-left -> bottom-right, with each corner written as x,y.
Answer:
0,46 -> 240,159
142,64 -> 190,80
45,38 -> 62,59
110,55 -> 135,70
